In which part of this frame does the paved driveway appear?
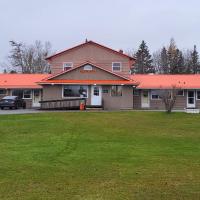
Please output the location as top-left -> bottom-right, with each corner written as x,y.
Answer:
0,109 -> 44,115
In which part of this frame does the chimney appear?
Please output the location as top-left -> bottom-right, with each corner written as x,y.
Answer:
85,38 -> 88,43
119,49 -> 123,54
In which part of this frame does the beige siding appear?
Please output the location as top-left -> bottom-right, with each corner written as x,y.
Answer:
48,43 -> 132,76
53,65 -> 123,80
102,86 -> 133,110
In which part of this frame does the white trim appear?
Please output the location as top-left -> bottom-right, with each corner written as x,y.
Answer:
141,90 -> 150,108
63,62 -> 73,70
112,62 -> 122,72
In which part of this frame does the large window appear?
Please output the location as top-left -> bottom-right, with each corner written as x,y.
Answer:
63,85 -> 88,98
12,90 -> 32,99
111,86 -> 122,96
151,90 -> 161,100
112,62 -> 121,72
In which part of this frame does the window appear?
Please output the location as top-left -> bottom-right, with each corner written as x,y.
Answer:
196,91 -> 200,100
63,62 -> 73,70
111,86 -> 122,96
63,85 -> 88,98
112,62 -> 121,71
0,89 -> 6,95
23,90 -> 32,99
177,90 -> 184,96
12,90 -> 23,98
12,90 -> 32,99
133,89 -> 139,96
83,65 -> 93,71
151,90 -> 161,100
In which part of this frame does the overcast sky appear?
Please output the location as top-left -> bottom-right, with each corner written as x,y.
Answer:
0,0 -> 200,67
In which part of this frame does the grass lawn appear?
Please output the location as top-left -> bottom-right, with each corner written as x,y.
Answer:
0,111 -> 200,200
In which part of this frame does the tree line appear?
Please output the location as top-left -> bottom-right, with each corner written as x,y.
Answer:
3,38 -> 200,74
133,38 -> 199,74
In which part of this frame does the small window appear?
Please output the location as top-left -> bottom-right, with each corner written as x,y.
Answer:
177,90 -> 184,96
103,89 -> 109,94
196,91 -> 200,100
133,89 -> 139,96
0,89 -> 6,95
83,65 -> 93,71
23,90 -> 32,99
151,90 -> 161,100
112,62 -> 121,71
111,86 -> 122,96
63,62 -> 73,70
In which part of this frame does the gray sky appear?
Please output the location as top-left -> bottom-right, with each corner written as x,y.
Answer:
0,0 -> 200,67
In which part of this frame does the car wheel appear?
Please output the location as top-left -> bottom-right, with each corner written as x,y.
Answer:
9,107 -> 12,110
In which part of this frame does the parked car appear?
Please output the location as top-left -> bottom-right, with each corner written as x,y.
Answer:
0,96 -> 26,110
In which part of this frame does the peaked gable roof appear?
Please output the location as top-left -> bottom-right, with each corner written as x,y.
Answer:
44,61 -> 131,81
46,40 -> 135,60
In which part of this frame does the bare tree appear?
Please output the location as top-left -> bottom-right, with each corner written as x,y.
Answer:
8,40 -> 52,73
159,85 -> 180,113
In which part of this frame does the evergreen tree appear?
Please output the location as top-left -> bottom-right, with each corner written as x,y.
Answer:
134,40 -> 154,74
160,47 -> 169,73
191,45 -> 199,74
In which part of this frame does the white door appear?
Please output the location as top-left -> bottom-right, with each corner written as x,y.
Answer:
141,90 -> 150,108
91,86 -> 102,106
187,90 -> 195,108
32,90 -> 41,107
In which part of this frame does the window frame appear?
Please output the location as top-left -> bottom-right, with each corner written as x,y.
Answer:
23,90 -> 32,99
62,85 -> 88,98
0,89 -> 7,95
133,89 -> 139,96
151,90 -> 161,100
111,85 -> 123,97
196,90 -> 200,100
63,62 -> 73,70
83,65 -> 93,71
177,90 -> 184,96
112,62 -> 122,72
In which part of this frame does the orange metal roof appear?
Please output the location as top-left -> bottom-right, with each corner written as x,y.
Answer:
0,74 -> 49,89
38,79 -> 137,85
131,74 -> 200,89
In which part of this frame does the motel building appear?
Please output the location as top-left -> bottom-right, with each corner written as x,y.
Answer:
1,41 -> 200,111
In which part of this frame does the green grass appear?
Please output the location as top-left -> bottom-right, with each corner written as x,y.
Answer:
0,111 -> 200,200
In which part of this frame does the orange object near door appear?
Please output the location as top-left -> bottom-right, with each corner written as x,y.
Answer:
80,102 -> 85,110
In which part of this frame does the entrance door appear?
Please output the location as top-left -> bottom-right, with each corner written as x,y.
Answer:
141,90 -> 150,108
91,86 -> 102,106
32,90 -> 41,107
187,90 -> 195,108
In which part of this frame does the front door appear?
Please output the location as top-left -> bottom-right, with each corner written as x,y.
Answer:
187,90 -> 195,108
91,86 -> 102,106
141,90 -> 150,108
32,90 -> 41,107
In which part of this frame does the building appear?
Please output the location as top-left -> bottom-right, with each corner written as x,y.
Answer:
1,41 -> 200,111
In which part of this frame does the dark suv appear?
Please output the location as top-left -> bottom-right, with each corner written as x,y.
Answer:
0,96 -> 26,110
